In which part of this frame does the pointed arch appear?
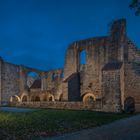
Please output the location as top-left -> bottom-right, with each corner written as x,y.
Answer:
10,95 -> 21,103
124,96 -> 135,113
30,95 -> 40,102
21,93 -> 29,102
47,94 -> 55,101
82,93 -> 96,104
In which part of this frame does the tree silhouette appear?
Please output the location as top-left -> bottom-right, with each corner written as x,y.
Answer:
129,0 -> 140,15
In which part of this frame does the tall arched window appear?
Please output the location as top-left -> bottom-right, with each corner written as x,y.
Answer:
27,72 -> 40,88
80,50 -> 86,64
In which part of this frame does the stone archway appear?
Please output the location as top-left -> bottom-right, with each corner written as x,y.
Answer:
30,96 -> 40,102
20,93 -> 29,102
47,94 -> 55,101
10,95 -> 21,103
83,93 -> 96,107
26,71 -> 41,89
21,95 -> 28,102
124,96 -> 135,113
34,96 -> 40,101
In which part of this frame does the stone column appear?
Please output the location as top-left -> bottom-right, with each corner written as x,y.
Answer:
41,72 -> 46,91
114,71 -> 122,113
0,58 -> 3,105
19,66 -> 27,94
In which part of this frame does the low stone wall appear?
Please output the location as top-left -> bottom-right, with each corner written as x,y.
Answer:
13,101 -> 102,111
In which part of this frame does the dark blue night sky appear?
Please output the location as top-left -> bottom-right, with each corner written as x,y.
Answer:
0,0 -> 140,70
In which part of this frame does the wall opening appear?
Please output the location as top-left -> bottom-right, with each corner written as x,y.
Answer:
52,73 -> 55,81
83,93 -> 96,107
43,95 -> 47,101
22,95 -> 27,102
10,95 -> 20,103
27,72 -> 41,88
80,50 -> 86,64
124,96 -> 135,113
35,96 -> 40,101
60,72 -> 64,78
49,96 -> 53,101
52,73 -> 59,81
48,94 -> 55,101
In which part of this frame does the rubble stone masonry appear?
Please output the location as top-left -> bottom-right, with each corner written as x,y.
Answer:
1,19 -> 140,112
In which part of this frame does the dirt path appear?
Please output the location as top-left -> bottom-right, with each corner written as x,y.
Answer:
44,114 -> 140,140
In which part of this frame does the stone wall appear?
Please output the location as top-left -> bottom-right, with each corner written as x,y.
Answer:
1,61 -> 20,104
0,58 -> 3,104
102,68 -> 122,112
123,39 -> 140,112
45,69 -> 63,100
127,39 -> 140,62
19,67 -> 64,101
0,58 -> 64,104
14,101 -> 102,111
63,19 -> 126,104
124,63 -> 140,111
1,19 -> 140,113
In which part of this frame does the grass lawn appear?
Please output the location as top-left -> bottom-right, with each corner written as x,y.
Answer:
0,109 -> 131,140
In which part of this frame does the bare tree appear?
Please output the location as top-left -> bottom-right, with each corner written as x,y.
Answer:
129,0 -> 140,15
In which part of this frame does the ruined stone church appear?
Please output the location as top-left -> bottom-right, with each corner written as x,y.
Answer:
0,19 -> 140,112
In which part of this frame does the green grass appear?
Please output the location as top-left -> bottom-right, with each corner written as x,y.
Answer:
0,109 -> 131,140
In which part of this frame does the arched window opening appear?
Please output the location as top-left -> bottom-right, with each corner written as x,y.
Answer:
47,94 -> 55,101
60,72 -> 64,78
80,50 -> 86,64
27,72 -> 41,89
52,73 -> 59,81
10,95 -> 20,103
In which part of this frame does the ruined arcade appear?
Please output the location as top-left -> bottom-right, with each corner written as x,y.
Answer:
0,19 -> 140,112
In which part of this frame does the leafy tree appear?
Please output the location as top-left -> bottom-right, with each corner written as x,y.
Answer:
129,0 -> 140,15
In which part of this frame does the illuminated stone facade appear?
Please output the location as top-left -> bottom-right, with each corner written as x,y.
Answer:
0,19 -> 140,112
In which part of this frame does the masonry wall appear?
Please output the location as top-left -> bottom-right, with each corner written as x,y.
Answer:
44,69 -> 63,100
14,101 -> 102,111
0,59 -> 64,104
79,37 -> 108,98
63,19 -> 127,103
1,62 -> 20,104
102,69 -> 122,112
123,40 -> 140,112
0,59 -> 2,104
124,63 -> 140,111
21,68 -> 64,101
1,19 -> 140,113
